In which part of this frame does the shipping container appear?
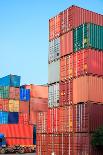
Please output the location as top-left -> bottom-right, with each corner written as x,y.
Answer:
9,100 -> 19,112
0,124 -> 33,138
73,103 -> 103,133
73,76 -> 103,104
33,125 -> 36,145
49,14 -> 61,41
0,99 -> 9,112
49,37 -> 60,63
60,31 -> 73,57
48,60 -> 60,84
29,111 -> 37,125
58,106 -> 73,133
19,101 -> 29,113
37,112 -> 47,134
20,88 -> 30,101
73,23 -> 103,52
48,83 -> 59,108
0,75 -> 20,87
6,138 -> 33,145
0,112 -> 8,124
36,134 -> 48,155
60,80 -> 73,106
8,112 -> 19,124
19,113 -> 29,125
25,85 -> 48,99
73,49 -> 103,77
60,54 -> 73,81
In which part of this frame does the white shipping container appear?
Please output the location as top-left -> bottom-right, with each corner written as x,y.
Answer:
48,60 -> 60,84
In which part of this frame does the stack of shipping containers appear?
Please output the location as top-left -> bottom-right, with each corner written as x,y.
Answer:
37,5 -> 103,155
0,75 -> 34,145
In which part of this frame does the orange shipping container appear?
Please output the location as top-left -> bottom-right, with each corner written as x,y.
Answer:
25,85 -> 48,99
73,76 -> 103,104
19,101 -> 29,113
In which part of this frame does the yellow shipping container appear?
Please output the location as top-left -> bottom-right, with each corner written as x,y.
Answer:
9,100 -> 19,112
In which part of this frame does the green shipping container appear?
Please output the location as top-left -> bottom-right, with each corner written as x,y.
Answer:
73,23 -> 103,52
0,86 -> 9,99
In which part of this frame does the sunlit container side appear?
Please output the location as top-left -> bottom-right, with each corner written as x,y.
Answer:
73,103 -> 103,133
60,80 -> 73,106
36,134 -> 48,155
49,37 -> 60,63
60,31 -> 73,57
73,23 -> 103,52
60,5 -> 103,36
73,49 -> 103,77
20,88 -> 30,101
9,100 -> 19,112
19,113 -> 29,125
60,54 -> 73,81
29,111 -> 37,125
8,112 -> 19,124
25,85 -> 48,99
47,108 -> 59,134
37,112 -> 47,134
73,76 -> 103,104
48,60 -> 60,84
0,112 -> 8,124
48,83 -> 59,108
58,106 -> 73,133
0,86 -> 9,99
49,14 -> 61,41
6,138 -> 33,145
0,99 -> 9,112
19,101 -> 29,113
0,75 -> 20,87
0,124 -> 33,138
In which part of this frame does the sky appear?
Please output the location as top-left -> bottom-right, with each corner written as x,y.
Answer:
0,0 -> 103,85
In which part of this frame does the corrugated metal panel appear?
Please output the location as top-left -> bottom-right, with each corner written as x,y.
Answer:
37,112 -> 47,134
60,54 -> 73,81
19,101 -> 29,113
49,37 -> 60,63
0,86 -> 9,99
48,83 -> 59,107
48,60 -> 60,84
25,85 -> 48,98
20,88 -> 30,101
0,99 -> 9,112
19,113 -> 29,125
0,112 -> 8,124
60,80 -> 73,106
9,100 -> 19,112
74,49 -> 103,77
73,23 -> 103,52
0,124 -> 33,138
29,111 -> 37,125
9,87 -> 20,100
0,75 -> 20,87
60,31 -> 73,57
8,112 -> 19,124
73,76 -> 103,104
6,138 -> 33,145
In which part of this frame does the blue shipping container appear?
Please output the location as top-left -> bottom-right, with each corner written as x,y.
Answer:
0,112 -> 8,124
8,112 -> 19,124
0,75 -> 20,87
33,126 -> 36,145
20,88 -> 30,101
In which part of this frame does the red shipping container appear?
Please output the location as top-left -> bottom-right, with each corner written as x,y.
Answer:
0,99 -> 9,111
60,31 -> 73,57
73,103 -> 103,133
0,124 -> 33,138
25,85 -> 48,99
58,106 -> 73,133
19,113 -> 29,125
30,98 -> 48,112
9,87 -> 20,100
29,111 -> 37,125
60,54 -> 73,81
49,14 -> 61,41
74,49 -> 103,77
19,101 -> 29,113
37,112 -> 47,133
36,134 -> 48,155
60,5 -> 103,35
6,138 -> 33,146
60,80 -> 73,106
73,76 -> 103,104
